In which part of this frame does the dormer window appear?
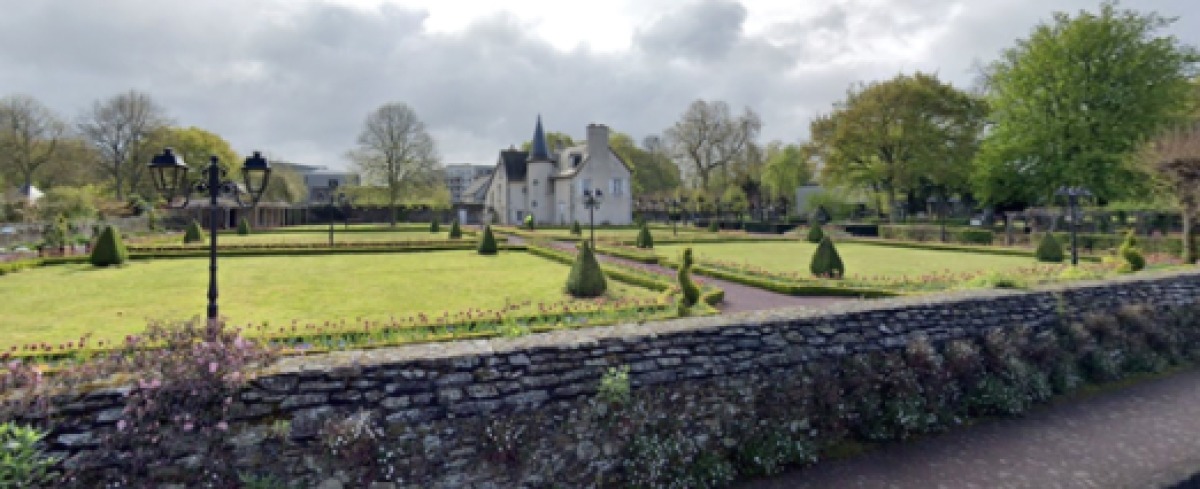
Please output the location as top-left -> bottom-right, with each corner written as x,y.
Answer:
571,154 -> 582,167
532,179 -> 539,186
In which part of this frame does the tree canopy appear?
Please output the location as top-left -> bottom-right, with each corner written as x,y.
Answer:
810,72 -> 986,221
664,99 -> 761,191
348,102 -> 442,226
974,2 -> 1200,205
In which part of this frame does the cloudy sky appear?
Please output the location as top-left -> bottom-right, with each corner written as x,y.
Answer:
0,0 -> 1196,170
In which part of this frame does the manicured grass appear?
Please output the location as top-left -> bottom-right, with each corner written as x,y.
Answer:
655,241 -> 1040,277
143,230 -> 466,245
0,251 -> 658,348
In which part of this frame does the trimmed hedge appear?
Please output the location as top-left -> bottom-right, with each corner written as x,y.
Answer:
571,221 -> 583,236
678,248 -> 701,307
430,220 -> 440,233
448,220 -> 462,239
810,236 -> 845,278
1118,230 -> 1145,272
566,242 -> 607,297
635,225 -> 654,249
183,220 -> 205,244
478,225 -> 499,255
89,226 -> 128,267
879,225 -> 994,245
805,223 -> 824,243
1035,233 -> 1064,263
237,218 -> 251,236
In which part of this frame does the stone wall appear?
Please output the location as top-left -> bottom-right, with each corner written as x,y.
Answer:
35,270 -> 1200,487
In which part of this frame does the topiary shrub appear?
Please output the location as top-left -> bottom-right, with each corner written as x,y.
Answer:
477,225 -> 498,255
809,236 -> 845,278
1034,233 -> 1064,263
237,218 -> 251,236
448,219 -> 462,239
566,241 -> 607,297
570,221 -> 582,236
430,219 -> 440,233
636,224 -> 654,249
90,225 -> 128,267
708,219 -> 720,232
678,247 -> 701,307
184,220 -> 206,244
805,222 -> 824,243
1117,230 -> 1145,272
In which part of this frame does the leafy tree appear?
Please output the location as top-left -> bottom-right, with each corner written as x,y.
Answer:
90,225 -> 128,267
157,126 -> 239,178
1141,122 -> 1200,262
811,72 -> 986,222
37,185 -> 101,220
631,135 -> 683,196
974,2 -> 1200,205
78,90 -> 170,200
1035,233 -> 1064,263
664,99 -> 761,191
809,236 -> 845,278
0,95 -> 65,192
761,143 -> 813,202
720,185 -> 749,220
566,241 -> 607,298
348,102 -> 441,227
477,225 -> 498,255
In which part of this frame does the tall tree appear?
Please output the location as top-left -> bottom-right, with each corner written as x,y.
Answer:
811,72 -> 987,222
0,95 -> 65,191
607,132 -> 681,197
77,90 -> 170,200
348,102 -> 441,226
761,142 -> 814,201
1141,122 -> 1200,262
974,2 -> 1200,205
664,100 -> 761,191
158,126 -> 240,175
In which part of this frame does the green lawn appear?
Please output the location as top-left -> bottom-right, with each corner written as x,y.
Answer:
0,251 -> 657,348
655,241 -> 1039,278
142,230 -> 468,245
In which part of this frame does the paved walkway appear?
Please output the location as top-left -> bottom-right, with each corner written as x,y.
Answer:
534,238 -> 854,314
740,368 -> 1200,489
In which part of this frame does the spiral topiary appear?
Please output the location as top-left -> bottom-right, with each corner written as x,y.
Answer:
1117,230 -> 1145,272
566,241 -> 607,297
477,225 -> 498,255
678,247 -> 701,307
183,220 -> 206,244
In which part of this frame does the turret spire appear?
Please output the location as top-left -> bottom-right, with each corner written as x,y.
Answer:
530,114 -> 551,161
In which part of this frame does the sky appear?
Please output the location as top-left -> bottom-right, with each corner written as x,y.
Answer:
0,0 -> 1196,170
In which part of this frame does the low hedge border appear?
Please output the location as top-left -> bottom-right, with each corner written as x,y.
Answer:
592,244 -> 660,264
658,256 -> 898,298
841,237 -> 1103,263
879,224 -> 995,245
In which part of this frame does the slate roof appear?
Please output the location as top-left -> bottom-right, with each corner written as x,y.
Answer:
463,173 -> 493,202
499,149 -> 529,180
529,115 -> 551,162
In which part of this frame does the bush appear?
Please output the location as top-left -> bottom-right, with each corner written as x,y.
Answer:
571,221 -> 582,235
90,225 -> 128,267
524,214 -> 534,230
1118,230 -> 1145,272
678,247 -> 701,307
429,219 -> 440,233
809,236 -> 845,278
0,423 -> 58,487
708,219 -> 720,232
566,241 -> 607,297
805,222 -> 824,243
237,218 -> 251,236
448,219 -> 462,239
636,224 -> 654,249
184,220 -> 206,244
1034,233 -> 1064,263
147,209 -> 159,231
477,225 -> 498,255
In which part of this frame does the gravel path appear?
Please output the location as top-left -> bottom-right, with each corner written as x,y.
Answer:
739,368 -> 1200,489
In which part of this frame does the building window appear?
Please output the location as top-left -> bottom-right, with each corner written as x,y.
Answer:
581,178 -> 592,194
571,154 -> 582,167
532,200 -> 538,208
532,179 -> 539,186
611,178 -> 624,196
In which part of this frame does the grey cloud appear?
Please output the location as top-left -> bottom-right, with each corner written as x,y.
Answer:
634,0 -> 748,62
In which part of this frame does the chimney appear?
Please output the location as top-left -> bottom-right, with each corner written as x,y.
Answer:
586,123 -> 609,159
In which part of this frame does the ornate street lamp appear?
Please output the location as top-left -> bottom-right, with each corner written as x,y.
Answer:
148,148 -> 271,336
326,181 -> 348,246
582,188 -> 604,246
1056,186 -> 1092,266
666,199 -> 681,236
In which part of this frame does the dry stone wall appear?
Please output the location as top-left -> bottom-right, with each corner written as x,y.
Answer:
36,270 -> 1200,487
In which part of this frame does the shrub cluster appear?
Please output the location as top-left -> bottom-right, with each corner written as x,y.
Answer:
809,236 -> 845,278
183,220 -> 206,244
89,225 -> 128,267
566,241 -> 607,297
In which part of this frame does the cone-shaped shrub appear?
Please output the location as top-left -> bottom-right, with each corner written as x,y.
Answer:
1034,233 -> 1064,263
90,225 -> 128,267
678,248 -> 701,307
570,221 -> 582,235
237,218 -> 251,236
1118,230 -> 1145,272
708,219 -> 720,232
430,219 -> 440,233
184,220 -> 206,244
809,236 -> 845,278
806,222 -> 824,243
477,225 -> 498,255
566,241 -> 607,297
636,225 -> 654,249
448,219 -> 462,239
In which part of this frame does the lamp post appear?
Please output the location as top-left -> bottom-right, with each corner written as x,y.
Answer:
149,148 -> 271,337
582,188 -> 604,246
1056,186 -> 1092,266
667,199 -> 681,236
326,181 -> 346,247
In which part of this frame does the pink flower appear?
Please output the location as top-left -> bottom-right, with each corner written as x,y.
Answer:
117,420 -> 127,431
208,361 -> 219,374
217,421 -> 229,431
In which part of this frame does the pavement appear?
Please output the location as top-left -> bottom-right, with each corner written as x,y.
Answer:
739,368 -> 1200,489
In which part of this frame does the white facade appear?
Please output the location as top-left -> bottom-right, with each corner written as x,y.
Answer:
483,120 -> 633,226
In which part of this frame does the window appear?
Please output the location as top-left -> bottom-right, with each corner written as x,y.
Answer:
581,178 -> 592,194
611,178 -> 624,196
532,200 -> 538,208
571,154 -> 582,167
532,179 -> 539,186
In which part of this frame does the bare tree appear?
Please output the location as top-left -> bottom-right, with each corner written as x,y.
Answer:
0,95 -> 65,192
77,90 -> 169,200
348,102 -> 441,226
1144,122 -> 1200,262
663,100 -> 761,191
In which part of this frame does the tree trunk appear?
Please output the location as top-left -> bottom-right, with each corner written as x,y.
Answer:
887,186 -> 900,223
1183,202 -> 1197,264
